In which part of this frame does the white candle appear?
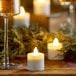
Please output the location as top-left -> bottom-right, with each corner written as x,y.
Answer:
47,38 -> 63,60
13,6 -> 30,28
33,0 -> 50,16
27,47 -> 44,71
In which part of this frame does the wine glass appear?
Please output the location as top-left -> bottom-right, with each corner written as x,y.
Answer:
0,0 -> 21,69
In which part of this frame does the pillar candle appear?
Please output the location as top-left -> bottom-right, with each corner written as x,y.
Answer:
13,6 -> 30,28
27,47 -> 44,71
33,0 -> 50,16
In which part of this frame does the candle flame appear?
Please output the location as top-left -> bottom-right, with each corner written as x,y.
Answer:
33,47 -> 38,56
53,38 -> 59,46
19,6 -> 25,16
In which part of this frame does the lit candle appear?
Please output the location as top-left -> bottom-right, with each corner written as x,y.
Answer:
27,47 -> 44,71
13,6 -> 30,28
47,38 -> 63,60
33,0 -> 50,16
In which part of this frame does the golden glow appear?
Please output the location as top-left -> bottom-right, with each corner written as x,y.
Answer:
48,38 -> 62,50
19,6 -> 25,16
33,47 -> 39,56
59,0 -> 65,2
53,38 -> 59,46
38,0 -> 45,3
59,0 -> 66,3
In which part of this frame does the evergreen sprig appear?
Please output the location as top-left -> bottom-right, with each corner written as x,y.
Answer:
0,24 -> 76,60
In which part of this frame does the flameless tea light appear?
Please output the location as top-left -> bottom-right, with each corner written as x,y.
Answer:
33,0 -> 50,16
14,6 -> 30,28
47,38 -> 63,60
27,47 -> 44,71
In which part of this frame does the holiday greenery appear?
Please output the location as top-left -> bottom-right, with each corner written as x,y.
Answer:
0,23 -> 76,60
0,24 -> 48,59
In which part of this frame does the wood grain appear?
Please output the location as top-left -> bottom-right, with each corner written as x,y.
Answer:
0,58 -> 75,76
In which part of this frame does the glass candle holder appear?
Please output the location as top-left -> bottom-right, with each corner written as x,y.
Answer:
0,0 -> 21,69
0,0 -> 20,15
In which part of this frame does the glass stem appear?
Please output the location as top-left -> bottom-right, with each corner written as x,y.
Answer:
4,15 -> 9,69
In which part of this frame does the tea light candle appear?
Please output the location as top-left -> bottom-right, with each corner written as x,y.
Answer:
47,38 -> 63,60
27,47 -> 44,71
33,0 -> 50,16
13,6 -> 30,28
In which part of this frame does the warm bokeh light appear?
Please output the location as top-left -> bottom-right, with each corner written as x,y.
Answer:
69,4 -> 74,10
59,0 -> 71,6
59,0 -> 64,2
38,0 -> 45,3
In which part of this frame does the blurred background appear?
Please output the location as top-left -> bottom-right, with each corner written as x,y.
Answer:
0,0 -> 76,32
20,0 -> 76,13
20,0 -> 76,32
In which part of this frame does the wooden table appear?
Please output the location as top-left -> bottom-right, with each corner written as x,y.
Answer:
0,57 -> 76,76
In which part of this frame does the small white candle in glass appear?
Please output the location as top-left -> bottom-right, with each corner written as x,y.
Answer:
47,38 -> 63,60
27,47 -> 44,71
33,0 -> 50,16
13,6 -> 30,28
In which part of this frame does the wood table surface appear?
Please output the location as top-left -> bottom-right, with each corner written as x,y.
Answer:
0,57 -> 76,76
